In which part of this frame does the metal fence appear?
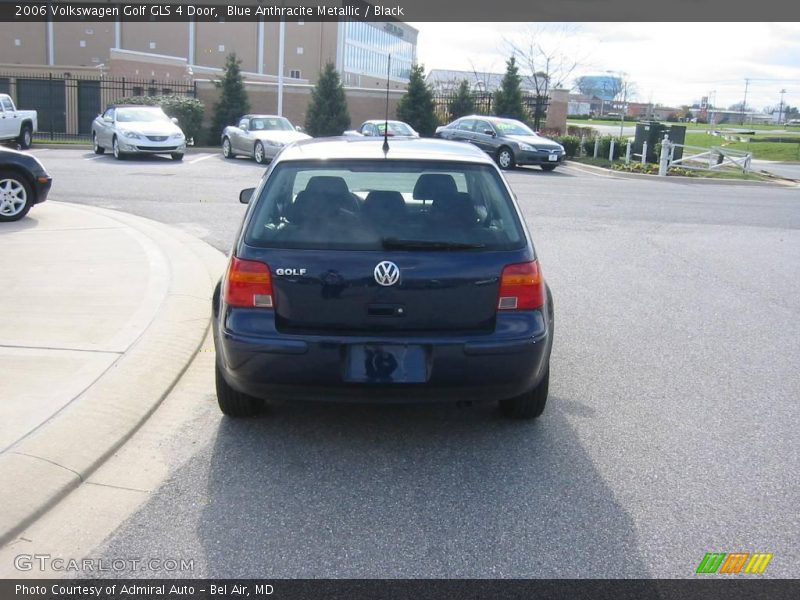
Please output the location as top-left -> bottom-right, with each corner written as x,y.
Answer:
432,90 -> 550,129
0,72 -> 196,142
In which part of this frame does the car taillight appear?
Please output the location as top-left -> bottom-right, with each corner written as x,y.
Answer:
224,257 -> 274,308
497,261 -> 545,310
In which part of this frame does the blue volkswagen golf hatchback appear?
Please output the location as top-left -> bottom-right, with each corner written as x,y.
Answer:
213,137 -> 554,419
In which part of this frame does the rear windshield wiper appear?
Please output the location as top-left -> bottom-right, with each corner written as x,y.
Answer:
381,238 -> 485,250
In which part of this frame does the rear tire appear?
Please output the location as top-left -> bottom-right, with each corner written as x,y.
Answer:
18,126 -> 33,150
215,364 -> 262,417
541,164 -> 557,172
92,133 -> 105,154
500,367 -> 549,420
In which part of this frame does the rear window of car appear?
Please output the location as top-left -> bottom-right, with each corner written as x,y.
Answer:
245,160 -> 525,251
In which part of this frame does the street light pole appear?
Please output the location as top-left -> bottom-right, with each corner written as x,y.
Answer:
778,89 -> 787,124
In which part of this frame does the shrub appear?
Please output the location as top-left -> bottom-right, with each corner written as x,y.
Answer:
553,135 -> 581,158
597,135 -> 629,160
212,53 -> 250,140
305,62 -> 350,137
113,94 -> 204,144
397,64 -> 438,137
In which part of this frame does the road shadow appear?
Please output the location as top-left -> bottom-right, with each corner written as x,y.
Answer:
511,166 -> 576,178
194,398 -> 647,577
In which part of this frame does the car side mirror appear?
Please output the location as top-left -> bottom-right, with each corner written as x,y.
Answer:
484,129 -> 495,136
295,125 -> 304,132
239,188 -> 255,204
171,117 -> 179,124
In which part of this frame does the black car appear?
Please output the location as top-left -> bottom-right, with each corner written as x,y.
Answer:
435,115 -> 565,171
213,137 -> 554,420
0,147 -> 52,222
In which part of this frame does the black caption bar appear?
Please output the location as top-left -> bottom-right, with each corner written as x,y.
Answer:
2,0 -> 800,22
2,579 -> 800,600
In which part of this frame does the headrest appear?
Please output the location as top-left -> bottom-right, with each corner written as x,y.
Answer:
305,176 -> 351,197
412,174 -> 458,200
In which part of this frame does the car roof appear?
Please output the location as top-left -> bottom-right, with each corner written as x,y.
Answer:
364,119 -> 409,125
458,115 -> 525,123
276,137 -> 493,164
243,114 -> 287,119
110,104 -> 164,109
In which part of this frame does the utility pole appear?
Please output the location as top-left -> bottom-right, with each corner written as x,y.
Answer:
741,78 -> 750,125
778,89 -> 787,124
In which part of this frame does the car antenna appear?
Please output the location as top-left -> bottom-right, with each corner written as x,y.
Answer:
383,54 -> 391,155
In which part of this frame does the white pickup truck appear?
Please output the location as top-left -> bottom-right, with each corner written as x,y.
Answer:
0,93 -> 37,149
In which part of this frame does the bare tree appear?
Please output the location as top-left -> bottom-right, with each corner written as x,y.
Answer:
504,25 -> 584,98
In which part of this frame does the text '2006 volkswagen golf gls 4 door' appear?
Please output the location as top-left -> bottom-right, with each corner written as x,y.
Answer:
213,137 -> 554,420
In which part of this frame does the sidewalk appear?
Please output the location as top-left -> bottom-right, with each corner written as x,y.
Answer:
0,202 -> 226,545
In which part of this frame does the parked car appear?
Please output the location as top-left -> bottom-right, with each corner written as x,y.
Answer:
0,93 -> 37,150
221,115 -> 311,164
213,137 -> 554,420
91,105 -> 186,161
343,119 -> 419,138
0,147 -> 52,222
435,115 -> 565,170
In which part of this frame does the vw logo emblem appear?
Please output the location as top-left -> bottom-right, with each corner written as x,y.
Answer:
374,261 -> 400,286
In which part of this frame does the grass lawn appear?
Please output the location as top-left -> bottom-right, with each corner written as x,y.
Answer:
683,132 -> 800,162
568,119 -> 800,132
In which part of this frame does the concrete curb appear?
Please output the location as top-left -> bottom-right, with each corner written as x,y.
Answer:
0,205 -> 227,546
564,160 -> 799,187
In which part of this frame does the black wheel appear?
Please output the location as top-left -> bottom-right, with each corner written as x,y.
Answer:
0,170 -> 34,222
18,126 -> 33,150
222,137 -> 235,159
496,146 -> 515,170
541,164 -> 557,172
112,136 -> 125,160
215,364 -> 262,417
500,367 -> 550,420
171,153 -> 184,161
254,141 -> 267,164
92,133 -> 105,154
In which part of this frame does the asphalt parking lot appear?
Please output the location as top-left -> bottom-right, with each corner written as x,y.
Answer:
6,147 -> 800,577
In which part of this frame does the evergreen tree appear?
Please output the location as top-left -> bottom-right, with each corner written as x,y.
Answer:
305,63 -> 350,137
448,80 -> 475,120
493,56 -> 527,121
396,64 -> 438,137
212,53 -> 250,139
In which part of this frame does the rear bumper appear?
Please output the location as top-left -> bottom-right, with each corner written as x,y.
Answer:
214,310 -> 553,404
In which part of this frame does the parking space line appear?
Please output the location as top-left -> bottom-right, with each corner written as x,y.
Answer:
187,153 -> 215,164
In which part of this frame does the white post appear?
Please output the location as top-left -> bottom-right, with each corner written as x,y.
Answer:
609,139 -> 615,161
642,141 -> 648,165
277,17 -> 285,116
658,135 -> 670,176
625,140 -> 631,164
580,135 -> 585,157
593,137 -> 599,159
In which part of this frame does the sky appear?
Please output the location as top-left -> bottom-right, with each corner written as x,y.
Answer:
409,22 -> 800,111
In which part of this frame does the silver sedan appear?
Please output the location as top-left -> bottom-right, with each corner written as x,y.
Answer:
221,115 -> 311,164
91,105 -> 186,161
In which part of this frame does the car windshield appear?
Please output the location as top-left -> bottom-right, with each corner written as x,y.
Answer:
494,120 -> 536,136
250,117 -> 295,131
377,122 -> 414,136
245,160 -> 525,251
115,107 -> 171,123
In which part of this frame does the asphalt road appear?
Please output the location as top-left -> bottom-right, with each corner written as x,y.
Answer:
23,147 -> 800,577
